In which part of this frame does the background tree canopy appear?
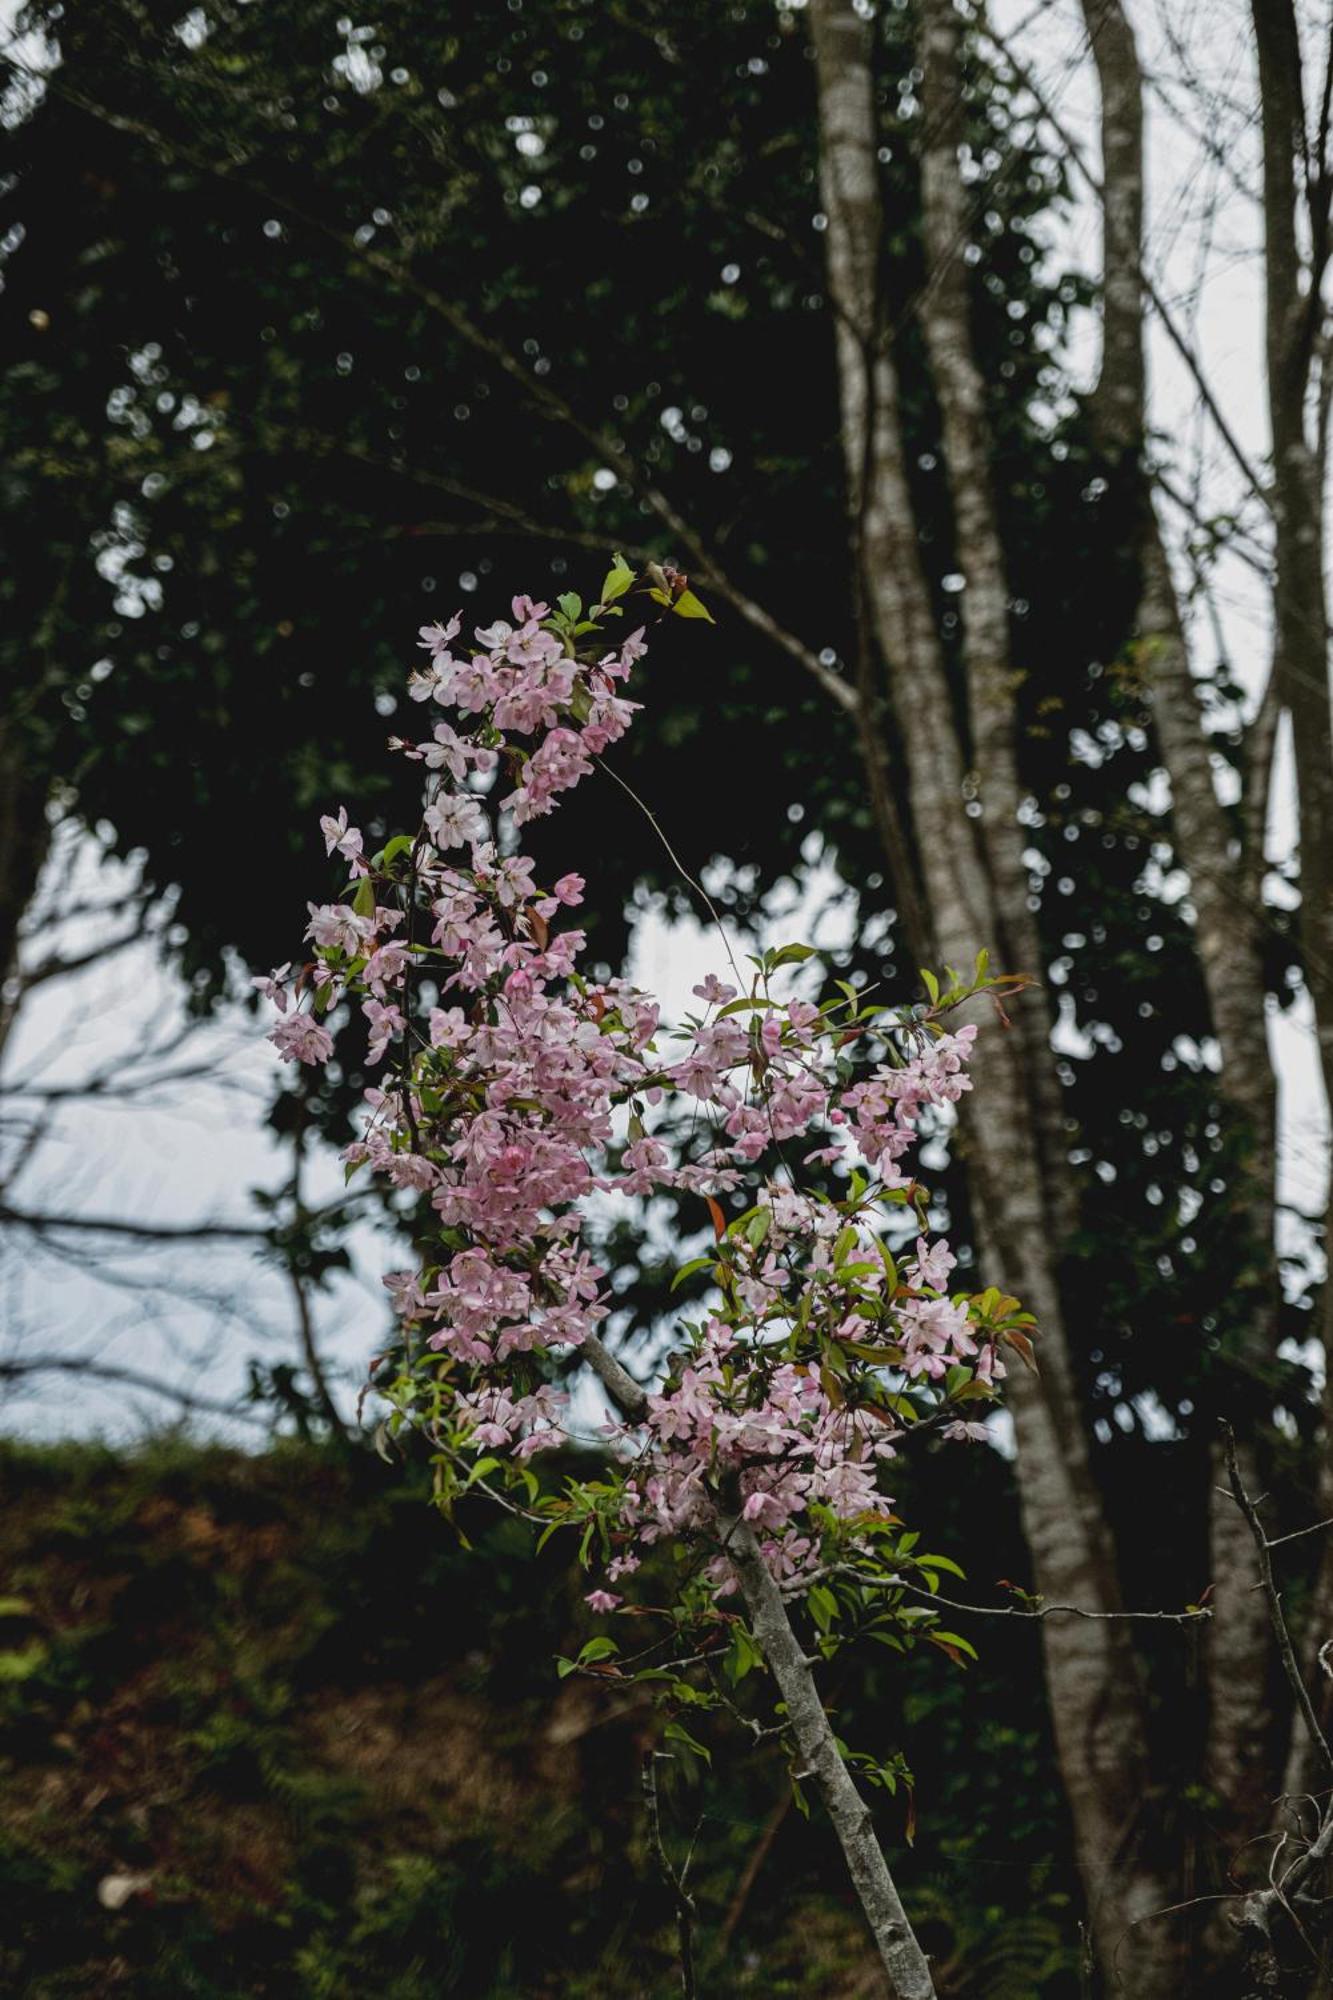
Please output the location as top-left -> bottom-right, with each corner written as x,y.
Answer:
4,0 -> 1276,1402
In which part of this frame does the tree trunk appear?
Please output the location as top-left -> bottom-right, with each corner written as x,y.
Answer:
810,4 -> 1176,1987
915,0 -> 1075,1248
0,722 -> 52,1063
726,1514 -> 937,1998
581,1335 -> 937,1996
1078,0 -> 1286,1857
1250,0 -> 1333,1814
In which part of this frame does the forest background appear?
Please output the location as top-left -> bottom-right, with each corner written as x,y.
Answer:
2,0 -> 1330,1993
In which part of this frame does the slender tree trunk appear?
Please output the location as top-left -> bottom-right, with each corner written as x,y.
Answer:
726,1514 -> 937,1999
581,1335 -> 937,1997
1079,0 -> 1286,1857
1250,0 -> 1333,1811
914,0 -> 1078,1249
0,724 -> 52,1064
810,5 -> 1176,1987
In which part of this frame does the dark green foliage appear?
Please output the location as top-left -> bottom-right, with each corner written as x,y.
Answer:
0,1434 -> 1081,1997
0,0 -> 1076,994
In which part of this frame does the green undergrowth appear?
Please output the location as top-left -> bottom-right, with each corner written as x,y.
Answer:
0,1434 -> 1079,1997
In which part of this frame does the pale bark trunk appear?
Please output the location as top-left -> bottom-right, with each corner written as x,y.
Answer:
810,5 -> 1175,1988
1138,534 -> 1280,1839
1079,0 -> 1285,1850
914,0 -> 1077,1250
725,1514 -> 936,1999
580,1335 -> 937,1996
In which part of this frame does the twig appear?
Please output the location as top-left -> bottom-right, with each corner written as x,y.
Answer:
0,1353 -> 267,1425
824,1569 -> 1211,1625
0,1200 -> 268,1242
642,1751 -> 698,1999
595,755 -> 745,991
716,1788 -> 791,1958
1267,1514 -> 1333,1552
1223,1424 -> 1333,1783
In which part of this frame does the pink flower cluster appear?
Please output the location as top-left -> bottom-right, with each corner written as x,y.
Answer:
260,587 -> 1000,1598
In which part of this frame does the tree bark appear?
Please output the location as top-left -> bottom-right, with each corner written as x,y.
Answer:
1250,0 -> 1333,1814
581,1334 -> 937,1997
810,4 -> 1176,1987
0,723 -> 51,1062
914,0 -> 1078,1251
1079,0 -> 1287,1853
725,1514 -> 937,1999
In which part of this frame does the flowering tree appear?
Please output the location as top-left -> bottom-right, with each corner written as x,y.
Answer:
259,562 -> 1034,1998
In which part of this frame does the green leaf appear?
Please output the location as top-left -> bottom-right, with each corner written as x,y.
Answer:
556,591 -> 583,623
723,1626 -> 764,1686
670,1256 -> 716,1293
600,554 -> 634,604
0,1642 -> 46,1683
919,967 -> 940,1005
929,1630 -> 979,1662
577,1635 -> 620,1664
768,941 -> 815,967
746,1209 -> 772,1249
352,876 -> 376,918
917,1552 -> 966,1580
664,1719 -> 712,1765
380,832 -> 416,867
808,1584 -> 838,1634
671,587 -> 715,622
464,1456 -> 502,1490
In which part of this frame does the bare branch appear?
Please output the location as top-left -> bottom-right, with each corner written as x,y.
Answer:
641,1753 -> 698,2000
1224,1424 -> 1333,1782
0,1352 -> 266,1425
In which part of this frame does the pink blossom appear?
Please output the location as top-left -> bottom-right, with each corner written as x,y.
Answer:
265,582 -> 1004,1614
424,793 -> 487,851
270,1012 -> 334,1066
320,806 -> 364,864
693,974 -> 738,1006
251,963 -> 292,1012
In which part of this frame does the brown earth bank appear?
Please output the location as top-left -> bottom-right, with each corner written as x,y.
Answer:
0,1434 -> 1078,1997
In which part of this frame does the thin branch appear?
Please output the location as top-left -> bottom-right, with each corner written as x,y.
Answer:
16,916 -> 152,994
0,1200 -> 269,1242
1267,1514 -> 1333,1552
641,1752 -> 698,2000
284,1089 -> 350,1440
841,1571 -> 1211,1625
0,1353 -> 267,1425
978,8 -> 1269,510
1224,1423 -> 1333,1782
